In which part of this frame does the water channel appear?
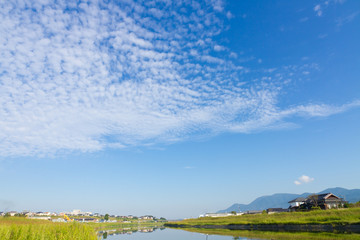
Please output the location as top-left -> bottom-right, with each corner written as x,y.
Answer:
98,226 -> 360,240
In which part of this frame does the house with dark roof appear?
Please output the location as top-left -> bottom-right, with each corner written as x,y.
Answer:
306,193 -> 346,210
288,197 -> 306,210
288,193 -> 347,210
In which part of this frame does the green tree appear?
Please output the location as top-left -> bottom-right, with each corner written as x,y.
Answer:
104,214 -> 109,221
308,194 -> 319,208
230,211 -> 236,215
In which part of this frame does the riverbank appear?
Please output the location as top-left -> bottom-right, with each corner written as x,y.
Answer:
166,208 -> 360,233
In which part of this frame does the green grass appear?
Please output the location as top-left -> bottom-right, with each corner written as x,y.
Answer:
169,208 -> 360,226
0,216 -> 165,239
0,217 -> 97,240
181,228 -> 360,240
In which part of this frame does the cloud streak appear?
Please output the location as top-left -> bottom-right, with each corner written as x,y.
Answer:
0,0 -> 359,157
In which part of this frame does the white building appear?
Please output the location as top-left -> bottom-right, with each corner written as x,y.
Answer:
288,197 -> 306,208
71,209 -> 81,215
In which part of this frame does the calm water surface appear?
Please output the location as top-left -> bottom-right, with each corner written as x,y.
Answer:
99,226 -> 360,240
100,227 -> 262,240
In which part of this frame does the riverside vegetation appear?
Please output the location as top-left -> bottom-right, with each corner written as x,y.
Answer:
0,217 -> 165,240
0,217 -> 97,240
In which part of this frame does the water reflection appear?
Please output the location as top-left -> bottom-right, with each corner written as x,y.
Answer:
99,227 -> 360,240
98,226 -> 165,239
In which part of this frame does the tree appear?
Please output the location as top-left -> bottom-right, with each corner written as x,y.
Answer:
230,211 -> 237,215
104,214 -> 109,221
308,194 -> 319,208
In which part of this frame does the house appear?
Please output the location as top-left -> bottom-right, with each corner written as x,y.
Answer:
21,210 -> 30,215
25,212 -> 35,217
266,208 -> 288,214
289,193 -> 347,210
8,211 -> 18,216
71,209 -> 81,215
288,197 -> 307,211
306,193 -> 346,210
140,215 -> 154,220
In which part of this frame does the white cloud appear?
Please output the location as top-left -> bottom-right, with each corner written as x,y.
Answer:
294,180 -> 302,185
314,4 -> 323,17
229,52 -> 238,58
299,17 -> 309,22
208,0 -> 224,12
294,175 -> 315,185
314,0 -> 347,18
0,1 -> 359,157
226,11 -> 233,19
214,44 -> 226,51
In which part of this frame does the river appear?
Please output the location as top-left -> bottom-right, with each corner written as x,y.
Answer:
99,227 -> 250,240
98,226 -> 360,240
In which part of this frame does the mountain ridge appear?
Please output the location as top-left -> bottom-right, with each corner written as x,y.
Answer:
217,187 -> 360,213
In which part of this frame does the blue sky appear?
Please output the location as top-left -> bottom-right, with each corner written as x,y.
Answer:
0,0 -> 359,219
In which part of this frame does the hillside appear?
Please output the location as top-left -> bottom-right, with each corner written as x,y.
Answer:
218,187 -> 360,213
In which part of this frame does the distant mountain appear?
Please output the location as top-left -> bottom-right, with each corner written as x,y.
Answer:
217,187 -> 360,213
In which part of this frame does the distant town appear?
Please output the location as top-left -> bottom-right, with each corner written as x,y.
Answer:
0,209 -> 166,223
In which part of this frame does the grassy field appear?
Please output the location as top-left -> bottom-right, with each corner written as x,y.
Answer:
0,217 -> 97,240
169,208 -> 360,226
182,227 -> 360,240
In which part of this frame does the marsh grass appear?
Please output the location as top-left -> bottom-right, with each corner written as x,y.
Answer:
171,208 -> 360,226
0,217 -> 97,240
